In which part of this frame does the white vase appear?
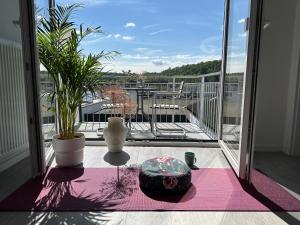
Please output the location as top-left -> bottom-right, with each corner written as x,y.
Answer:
53,133 -> 85,167
103,117 -> 128,152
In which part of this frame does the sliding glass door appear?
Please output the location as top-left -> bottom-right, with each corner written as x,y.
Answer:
220,0 -> 262,179
0,0 -> 30,172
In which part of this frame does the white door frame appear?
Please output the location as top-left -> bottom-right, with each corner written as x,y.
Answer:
219,0 -> 263,180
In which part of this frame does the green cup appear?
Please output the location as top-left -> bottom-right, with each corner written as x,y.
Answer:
185,152 -> 197,167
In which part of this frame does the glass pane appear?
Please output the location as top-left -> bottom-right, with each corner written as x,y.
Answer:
222,0 -> 249,160
35,0 -> 57,154
0,0 -> 29,166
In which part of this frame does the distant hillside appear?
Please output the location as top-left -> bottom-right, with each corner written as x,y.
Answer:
103,60 -> 222,83
152,60 -> 222,77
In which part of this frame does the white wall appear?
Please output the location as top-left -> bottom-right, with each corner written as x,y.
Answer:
254,0 -> 298,152
0,0 -> 22,43
287,0 -> 300,155
285,0 -> 300,156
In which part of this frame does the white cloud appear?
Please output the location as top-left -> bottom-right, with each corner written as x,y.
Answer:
152,60 -> 168,66
149,28 -> 172,36
122,54 -> 150,60
81,33 -> 112,45
147,49 -> 163,54
134,47 -> 149,52
174,54 -> 193,59
200,36 -> 222,55
75,29 -> 81,35
81,38 -> 102,45
143,24 -> 160,29
105,53 -> 220,73
122,36 -> 134,40
125,22 -> 136,28
84,33 -> 134,41
121,53 -> 219,63
134,48 -> 163,55
238,18 -> 246,24
239,33 -> 247,38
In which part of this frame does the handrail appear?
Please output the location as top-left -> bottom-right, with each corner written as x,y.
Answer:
101,71 -> 221,80
41,77 -> 241,140
172,71 -> 221,79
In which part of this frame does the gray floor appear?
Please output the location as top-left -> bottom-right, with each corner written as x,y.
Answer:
254,152 -> 300,200
51,146 -> 229,168
0,147 -> 300,225
78,122 -> 211,140
43,122 -> 211,140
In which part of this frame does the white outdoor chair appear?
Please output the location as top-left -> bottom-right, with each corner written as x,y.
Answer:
151,81 -> 186,137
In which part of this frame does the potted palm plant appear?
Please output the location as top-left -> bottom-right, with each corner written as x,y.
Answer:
37,4 -> 116,166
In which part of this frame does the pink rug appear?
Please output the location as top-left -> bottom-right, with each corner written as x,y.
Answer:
0,167 -> 300,211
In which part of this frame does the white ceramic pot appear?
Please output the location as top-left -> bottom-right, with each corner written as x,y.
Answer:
103,117 -> 128,152
53,133 -> 85,167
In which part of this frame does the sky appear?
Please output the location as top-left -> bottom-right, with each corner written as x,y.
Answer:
36,0 -> 247,73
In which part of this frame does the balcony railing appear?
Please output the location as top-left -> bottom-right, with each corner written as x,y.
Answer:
77,74 -> 222,141
40,72 -> 242,142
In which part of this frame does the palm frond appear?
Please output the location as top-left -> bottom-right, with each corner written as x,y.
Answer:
37,3 -> 117,139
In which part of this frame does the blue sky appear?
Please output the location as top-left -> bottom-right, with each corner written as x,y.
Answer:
37,0 -> 229,73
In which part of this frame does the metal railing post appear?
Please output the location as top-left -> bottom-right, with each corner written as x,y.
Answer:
172,77 -> 176,123
200,77 -> 205,127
